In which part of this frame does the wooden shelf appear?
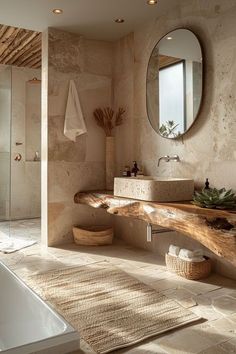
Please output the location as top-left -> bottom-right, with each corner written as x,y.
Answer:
74,190 -> 236,266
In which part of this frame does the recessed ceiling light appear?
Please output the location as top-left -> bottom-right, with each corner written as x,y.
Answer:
147,0 -> 157,5
115,18 -> 125,23
52,8 -> 63,14
166,36 -> 173,40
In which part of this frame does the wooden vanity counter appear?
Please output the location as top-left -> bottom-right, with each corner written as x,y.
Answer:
74,190 -> 236,266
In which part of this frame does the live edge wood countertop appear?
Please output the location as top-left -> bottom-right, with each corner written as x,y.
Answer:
74,190 -> 236,266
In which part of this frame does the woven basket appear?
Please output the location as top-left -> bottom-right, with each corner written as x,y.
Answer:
73,225 -> 113,246
165,253 -> 212,280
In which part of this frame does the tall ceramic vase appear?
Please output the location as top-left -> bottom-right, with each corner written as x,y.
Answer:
105,136 -> 115,190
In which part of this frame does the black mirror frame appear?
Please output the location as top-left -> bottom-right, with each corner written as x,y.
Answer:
146,27 -> 204,140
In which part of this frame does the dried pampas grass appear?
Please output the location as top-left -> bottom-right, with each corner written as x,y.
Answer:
93,107 -> 126,136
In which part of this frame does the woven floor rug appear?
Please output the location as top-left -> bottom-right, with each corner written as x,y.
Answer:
25,261 -> 200,354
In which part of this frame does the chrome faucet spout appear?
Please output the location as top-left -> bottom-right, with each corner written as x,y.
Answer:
157,155 -> 170,167
158,154 -> 180,167
170,155 -> 180,163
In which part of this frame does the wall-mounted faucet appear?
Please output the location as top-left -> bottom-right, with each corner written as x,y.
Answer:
157,154 -> 180,167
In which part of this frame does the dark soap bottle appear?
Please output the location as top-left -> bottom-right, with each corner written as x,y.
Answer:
131,161 -> 139,177
205,178 -> 210,190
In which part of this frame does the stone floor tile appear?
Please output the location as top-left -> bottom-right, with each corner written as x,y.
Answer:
2,238 -> 236,354
138,263 -> 167,272
191,303 -> 224,321
209,317 -> 236,336
163,288 -> 196,301
176,297 -> 198,309
206,288 -> 236,300
229,313 -> 236,323
212,296 -> 236,316
230,291 -> 236,299
194,322 -> 233,345
199,345 -> 229,354
156,327 -> 217,354
151,276 -> 221,296
204,274 -> 236,290
150,278 -> 179,292
219,337 -> 236,353
181,280 -> 221,296
191,294 -> 225,320
116,341 -> 168,353
139,253 -> 167,266
192,294 -> 212,306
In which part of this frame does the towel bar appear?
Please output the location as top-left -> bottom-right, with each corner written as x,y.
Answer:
147,223 -> 173,242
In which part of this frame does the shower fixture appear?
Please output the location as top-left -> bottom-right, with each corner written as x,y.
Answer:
14,153 -> 22,161
27,77 -> 41,84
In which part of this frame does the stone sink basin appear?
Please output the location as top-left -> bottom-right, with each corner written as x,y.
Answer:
114,176 -> 194,202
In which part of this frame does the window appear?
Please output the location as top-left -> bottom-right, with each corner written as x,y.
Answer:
159,61 -> 185,137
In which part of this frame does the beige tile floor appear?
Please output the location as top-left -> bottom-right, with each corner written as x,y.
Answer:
0,218 -> 41,241
1,239 -> 236,354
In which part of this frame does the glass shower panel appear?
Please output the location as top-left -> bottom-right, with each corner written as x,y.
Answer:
0,65 -> 11,238
10,70 -> 41,220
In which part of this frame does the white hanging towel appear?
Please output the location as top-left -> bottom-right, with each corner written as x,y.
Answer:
64,80 -> 87,141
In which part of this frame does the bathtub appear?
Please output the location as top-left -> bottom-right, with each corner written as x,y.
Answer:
0,261 -> 80,354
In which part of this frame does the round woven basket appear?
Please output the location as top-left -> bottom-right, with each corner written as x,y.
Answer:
165,253 -> 212,280
73,225 -> 113,246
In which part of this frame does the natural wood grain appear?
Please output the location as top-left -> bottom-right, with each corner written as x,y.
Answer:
0,27 -> 22,57
31,60 -> 41,69
21,51 -> 41,68
74,191 -> 236,266
14,41 -> 41,66
9,34 -> 40,65
159,55 -> 182,69
0,25 -> 41,68
0,25 -> 8,38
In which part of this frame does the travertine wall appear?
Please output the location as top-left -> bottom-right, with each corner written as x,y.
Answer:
43,28 -> 113,246
112,33 -> 135,175
43,2 -> 236,277
114,0 -> 236,278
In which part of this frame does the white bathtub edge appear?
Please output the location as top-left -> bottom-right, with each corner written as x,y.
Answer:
0,260 -> 80,354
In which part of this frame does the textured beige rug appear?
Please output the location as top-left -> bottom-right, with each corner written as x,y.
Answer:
25,262 -> 200,354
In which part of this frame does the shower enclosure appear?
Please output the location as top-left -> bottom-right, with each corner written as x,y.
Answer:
0,66 -> 11,238
0,64 -> 41,241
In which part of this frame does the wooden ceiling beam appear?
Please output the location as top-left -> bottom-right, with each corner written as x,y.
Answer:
0,27 -> 22,57
22,52 -> 41,67
8,41 -> 41,66
31,60 -> 41,69
1,32 -> 40,63
0,26 -> 18,45
10,33 -> 41,66
0,28 -> 27,60
0,25 -> 8,38
0,24 -> 41,69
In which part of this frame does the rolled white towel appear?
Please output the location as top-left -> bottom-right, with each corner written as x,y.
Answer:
179,248 -> 194,259
193,249 -> 204,257
179,256 -> 205,262
168,244 -> 180,257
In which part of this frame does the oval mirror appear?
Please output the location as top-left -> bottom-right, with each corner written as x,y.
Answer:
146,29 -> 203,139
